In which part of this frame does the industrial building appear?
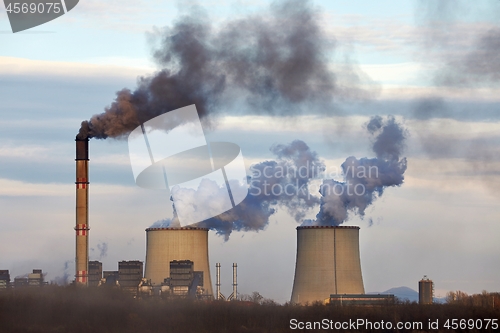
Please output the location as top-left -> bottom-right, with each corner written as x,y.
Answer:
158,260 -> 204,299
419,276 -> 434,304
118,261 -> 144,295
6,269 -> 46,289
102,271 -> 119,286
88,261 -> 102,287
144,227 -> 213,298
14,277 -> 29,288
291,226 -> 365,304
28,269 -> 44,287
328,294 -> 395,306
0,270 -> 10,289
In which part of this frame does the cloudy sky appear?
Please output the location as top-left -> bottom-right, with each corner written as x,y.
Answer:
1,0 -> 499,303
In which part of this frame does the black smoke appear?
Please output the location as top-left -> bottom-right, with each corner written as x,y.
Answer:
436,27 -> 500,87
77,0 -> 373,139
411,97 -> 449,121
411,97 -> 500,196
416,0 -> 500,88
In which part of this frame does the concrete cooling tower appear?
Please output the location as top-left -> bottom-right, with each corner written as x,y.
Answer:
145,227 -> 213,297
291,226 -> 364,304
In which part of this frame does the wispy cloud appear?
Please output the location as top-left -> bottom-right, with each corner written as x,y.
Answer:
0,178 -> 135,196
0,56 -> 154,79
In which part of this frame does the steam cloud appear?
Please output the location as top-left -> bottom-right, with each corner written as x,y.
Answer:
52,261 -> 72,286
185,116 -> 407,237
149,116 -> 407,239
307,115 -> 407,226
150,218 -> 174,228
97,242 -> 108,259
196,140 -> 324,240
77,0 -> 372,139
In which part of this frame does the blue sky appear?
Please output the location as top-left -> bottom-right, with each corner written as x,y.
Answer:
1,0 -> 500,303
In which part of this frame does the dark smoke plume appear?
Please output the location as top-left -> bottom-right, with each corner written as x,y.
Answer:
308,116 -> 407,226
436,28 -> 500,87
196,140 -> 324,240
416,0 -> 500,87
411,97 -> 455,157
411,97 -> 449,121
77,0 -> 372,139
412,1 -> 500,196
411,97 -> 500,196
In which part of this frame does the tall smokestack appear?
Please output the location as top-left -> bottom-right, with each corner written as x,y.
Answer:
75,138 -> 89,285
291,226 -> 364,304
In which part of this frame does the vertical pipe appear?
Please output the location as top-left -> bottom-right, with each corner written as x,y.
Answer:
333,228 -> 337,294
232,263 -> 237,301
216,263 -> 221,300
75,138 -> 89,286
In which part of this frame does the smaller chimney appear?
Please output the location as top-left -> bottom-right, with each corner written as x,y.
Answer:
227,263 -> 238,301
232,263 -> 238,301
216,263 -> 222,300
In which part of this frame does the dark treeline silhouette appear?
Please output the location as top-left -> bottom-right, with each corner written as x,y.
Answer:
0,286 -> 499,333
446,290 -> 500,308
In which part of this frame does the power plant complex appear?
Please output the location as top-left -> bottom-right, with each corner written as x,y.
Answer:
71,138 -> 371,302
68,138 -> 384,301
0,138 -> 428,305
69,138 -> 382,304
72,224 -> 369,303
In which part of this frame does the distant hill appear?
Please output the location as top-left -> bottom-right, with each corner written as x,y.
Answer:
369,286 -> 446,303
369,286 -> 418,302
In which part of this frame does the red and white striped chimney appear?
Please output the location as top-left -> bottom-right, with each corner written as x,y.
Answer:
75,138 -> 89,285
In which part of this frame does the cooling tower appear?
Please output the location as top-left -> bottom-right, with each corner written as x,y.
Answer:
290,226 -> 364,304
145,227 -> 213,297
